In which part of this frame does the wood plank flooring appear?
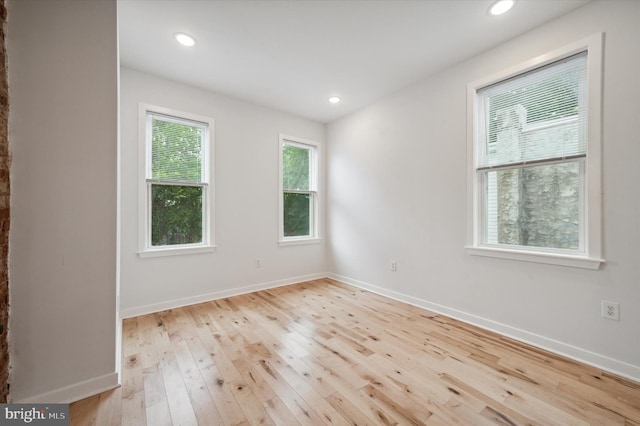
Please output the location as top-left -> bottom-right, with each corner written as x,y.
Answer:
70,278 -> 640,425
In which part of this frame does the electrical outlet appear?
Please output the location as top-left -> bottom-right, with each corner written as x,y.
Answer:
255,258 -> 262,268
601,300 -> 620,321
390,260 -> 397,272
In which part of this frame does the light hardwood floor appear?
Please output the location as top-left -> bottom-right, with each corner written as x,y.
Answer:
70,278 -> 640,425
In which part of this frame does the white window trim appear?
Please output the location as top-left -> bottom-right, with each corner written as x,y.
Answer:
466,33 -> 604,270
138,103 -> 216,258
278,134 -> 322,246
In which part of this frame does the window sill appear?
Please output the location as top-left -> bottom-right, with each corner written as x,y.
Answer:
465,246 -> 604,270
278,237 -> 322,247
138,245 -> 216,258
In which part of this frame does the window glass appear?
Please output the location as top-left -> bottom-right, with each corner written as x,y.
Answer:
283,192 -> 312,237
484,161 -> 581,249
283,144 -> 310,190
151,184 -> 203,245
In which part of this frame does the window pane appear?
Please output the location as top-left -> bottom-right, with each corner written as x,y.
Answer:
152,116 -> 203,182
151,184 -> 203,246
283,144 -> 310,190
283,192 -> 311,237
484,162 -> 580,249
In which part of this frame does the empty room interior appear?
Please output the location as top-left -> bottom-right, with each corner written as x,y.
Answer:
5,0 -> 640,424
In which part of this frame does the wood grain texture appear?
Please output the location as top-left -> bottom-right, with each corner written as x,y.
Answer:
70,278 -> 640,425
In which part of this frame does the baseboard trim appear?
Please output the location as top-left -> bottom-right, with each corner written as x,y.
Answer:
328,273 -> 640,384
14,372 -> 119,404
120,273 -> 328,319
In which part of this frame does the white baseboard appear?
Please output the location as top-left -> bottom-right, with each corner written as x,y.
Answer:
14,372 -> 119,404
120,273 -> 328,319
329,273 -> 640,384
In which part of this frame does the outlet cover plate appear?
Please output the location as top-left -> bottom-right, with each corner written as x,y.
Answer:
601,300 -> 620,321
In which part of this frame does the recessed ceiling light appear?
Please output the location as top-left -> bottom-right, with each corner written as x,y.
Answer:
328,96 -> 341,104
174,32 -> 196,47
489,0 -> 515,16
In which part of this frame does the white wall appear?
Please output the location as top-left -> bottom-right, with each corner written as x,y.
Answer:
327,0 -> 640,381
119,68 -> 326,316
7,0 -> 119,402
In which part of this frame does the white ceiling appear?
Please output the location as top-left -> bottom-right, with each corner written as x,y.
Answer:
118,0 -> 591,123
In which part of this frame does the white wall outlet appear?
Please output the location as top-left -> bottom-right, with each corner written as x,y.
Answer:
390,260 -> 397,272
601,300 -> 620,321
255,257 -> 262,268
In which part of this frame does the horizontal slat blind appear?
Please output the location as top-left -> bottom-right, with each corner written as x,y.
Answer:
150,113 -> 205,182
477,52 -> 587,169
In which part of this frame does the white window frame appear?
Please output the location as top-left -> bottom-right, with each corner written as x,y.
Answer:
466,34 -> 604,270
138,103 -> 215,258
278,134 -> 321,245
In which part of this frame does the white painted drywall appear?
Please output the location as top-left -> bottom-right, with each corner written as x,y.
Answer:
119,68 -> 326,316
327,0 -> 640,379
7,0 -> 119,402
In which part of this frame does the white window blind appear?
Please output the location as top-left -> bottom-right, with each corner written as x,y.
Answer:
149,113 -> 205,183
477,52 -> 587,170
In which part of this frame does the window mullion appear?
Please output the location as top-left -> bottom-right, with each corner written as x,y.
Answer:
476,153 -> 586,172
283,189 -> 315,195
147,179 -> 207,187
